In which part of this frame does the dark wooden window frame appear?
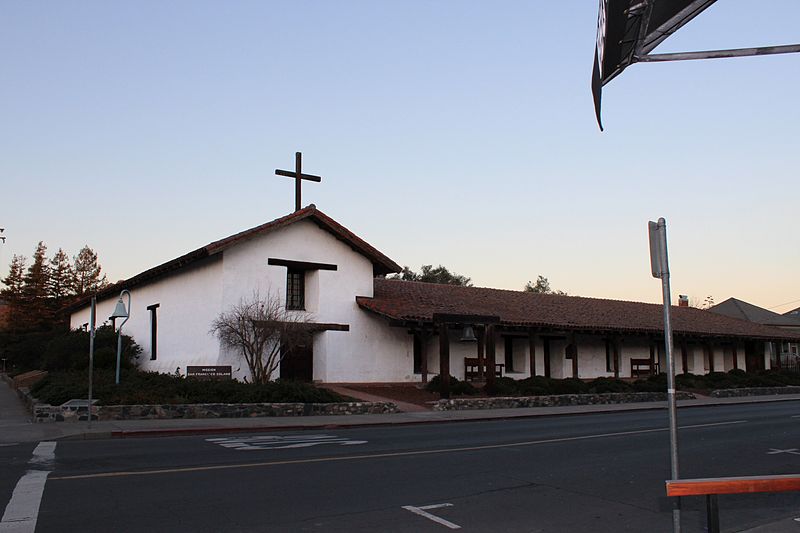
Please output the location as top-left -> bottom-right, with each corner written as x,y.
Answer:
147,303 -> 160,360
268,258 -> 338,311
285,269 -> 305,310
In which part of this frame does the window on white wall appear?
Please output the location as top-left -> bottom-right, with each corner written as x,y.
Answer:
286,269 -> 305,310
147,303 -> 160,360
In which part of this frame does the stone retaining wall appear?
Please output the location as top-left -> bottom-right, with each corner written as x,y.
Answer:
430,391 -> 696,411
32,400 -> 397,422
710,386 -> 800,398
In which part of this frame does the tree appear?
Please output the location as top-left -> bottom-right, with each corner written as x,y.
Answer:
48,248 -> 74,301
1,254 -> 27,301
22,242 -> 52,329
1,254 -> 27,329
389,264 -> 472,286
523,275 -> 567,295
73,245 -> 108,296
210,291 -> 311,384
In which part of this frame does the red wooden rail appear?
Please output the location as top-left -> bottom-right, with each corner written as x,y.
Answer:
666,474 -> 800,533
666,474 -> 800,496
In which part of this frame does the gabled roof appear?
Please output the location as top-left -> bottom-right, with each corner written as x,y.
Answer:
357,280 -> 800,341
709,298 -> 800,328
68,205 -> 400,311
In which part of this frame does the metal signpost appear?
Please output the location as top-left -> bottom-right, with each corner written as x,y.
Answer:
649,217 -> 680,532
87,296 -> 96,429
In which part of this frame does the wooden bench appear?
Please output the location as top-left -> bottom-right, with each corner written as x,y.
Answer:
464,358 -> 504,381
666,474 -> 800,533
630,358 -> 658,378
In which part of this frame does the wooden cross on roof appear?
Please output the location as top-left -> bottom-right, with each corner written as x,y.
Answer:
275,152 -> 322,212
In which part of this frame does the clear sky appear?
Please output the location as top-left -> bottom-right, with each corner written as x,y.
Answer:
2,1 -> 798,312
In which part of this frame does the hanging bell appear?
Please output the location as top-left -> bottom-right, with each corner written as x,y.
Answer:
460,325 -> 477,342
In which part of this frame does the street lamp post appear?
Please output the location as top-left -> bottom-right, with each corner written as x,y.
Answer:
649,218 -> 680,533
110,290 -> 131,385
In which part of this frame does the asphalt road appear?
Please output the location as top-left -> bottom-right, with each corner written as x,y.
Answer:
4,402 -> 800,532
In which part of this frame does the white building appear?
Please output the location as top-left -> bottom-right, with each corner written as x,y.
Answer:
69,205 -> 800,384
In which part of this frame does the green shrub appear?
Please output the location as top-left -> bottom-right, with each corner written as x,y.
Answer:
588,377 -> 633,393
549,377 -> 589,395
425,374 -> 479,396
483,377 -> 518,396
629,373 -> 666,392
30,370 -> 348,406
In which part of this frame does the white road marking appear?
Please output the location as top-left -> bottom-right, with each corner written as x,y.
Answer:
403,504 -> 460,529
206,434 -> 367,451
53,419 -> 751,481
767,448 -> 800,456
0,441 -> 57,533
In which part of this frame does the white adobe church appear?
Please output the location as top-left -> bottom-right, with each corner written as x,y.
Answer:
69,205 -> 800,385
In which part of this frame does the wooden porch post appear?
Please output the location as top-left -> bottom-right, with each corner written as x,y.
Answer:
569,333 -> 578,378
486,324 -> 496,387
438,323 -> 450,399
774,341 -> 782,369
528,330 -> 537,377
613,337 -> 620,379
476,326 -> 486,379
731,342 -> 738,371
680,340 -> 689,374
420,329 -> 429,383
706,343 -> 715,373
543,337 -> 552,378
649,341 -> 656,374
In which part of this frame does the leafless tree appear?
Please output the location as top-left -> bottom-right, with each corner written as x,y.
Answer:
210,291 -> 311,384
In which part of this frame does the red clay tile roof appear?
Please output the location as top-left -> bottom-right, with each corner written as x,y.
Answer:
67,205 -> 400,311
357,279 -> 800,341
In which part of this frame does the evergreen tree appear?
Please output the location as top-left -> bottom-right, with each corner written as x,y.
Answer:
73,245 -> 108,296
48,248 -> 75,300
1,254 -> 27,331
22,241 -> 52,328
523,275 -> 568,295
389,264 -> 472,286
1,254 -> 27,303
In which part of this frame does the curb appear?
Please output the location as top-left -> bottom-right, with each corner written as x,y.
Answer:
76,394 -> 800,440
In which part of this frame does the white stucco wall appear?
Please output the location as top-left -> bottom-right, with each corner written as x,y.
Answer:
69,257 -> 225,375
216,219 -> 413,382
68,216 -> 777,384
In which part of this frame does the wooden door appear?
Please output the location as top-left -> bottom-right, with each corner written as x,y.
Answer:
280,337 -> 313,382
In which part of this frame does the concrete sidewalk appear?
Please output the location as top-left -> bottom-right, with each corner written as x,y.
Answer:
3,375 -> 800,443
